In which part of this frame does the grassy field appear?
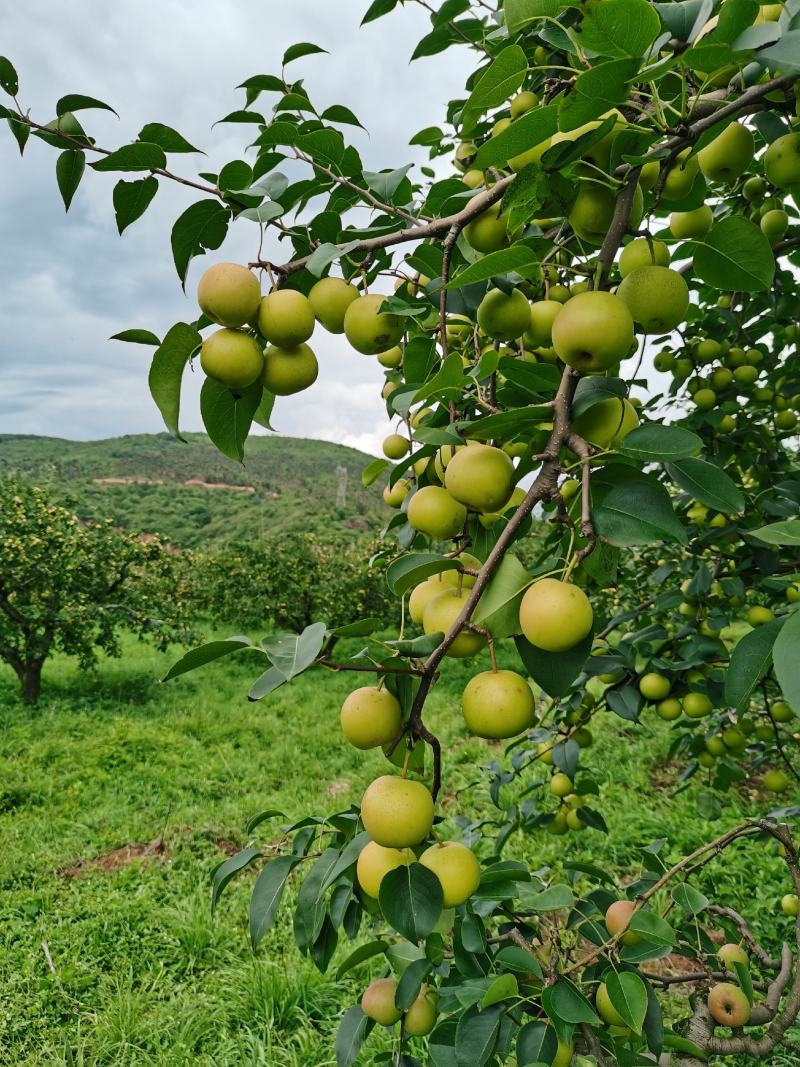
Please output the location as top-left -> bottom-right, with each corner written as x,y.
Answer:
1,631 -> 798,1066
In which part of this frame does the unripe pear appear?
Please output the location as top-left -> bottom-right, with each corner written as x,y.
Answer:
361,978 -> 402,1026
698,121 -> 754,183
197,263 -> 261,327
257,290 -> 315,347
596,982 -> 627,1027
571,398 -> 639,449
444,443 -> 515,513
718,943 -> 748,970
694,388 -> 717,411
356,841 -> 414,898
510,90 -> 538,118
383,434 -> 410,460
747,605 -> 773,626
552,291 -> 635,373
554,1038 -> 574,1067
772,701 -> 795,723
461,670 -> 535,738
781,893 -> 799,916
477,288 -> 531,342
340,686 -> 402,750
360,775 -> 434,847
383,479 -> 411,508
639,673 -> 671,701
519,579 -> 593,652
682,692 -> 713,718
200,328 -> 265,389
403,987 -> 439,1037
569,182 -> 643,246
261,343 -> 318,395
656,698 -> 682,720
407,486 -> 467,540
378,345 -> 403,369
344,294 -> 404,355
605,899 -> 641,945
671,205 -> 713,239
419,841 -> 481,906
464,203 -> 510,254
441,552 -> 481,590
423,590 -> 486,658
308,277 -> 359,333
662,149 -> 700,200
526,300 -> 563,346
550,772 -> 573,797
707,982 -> 751,1027
454,141 -> 477,171
764,132 -> 800,189
763,769 -> 790,793
409,578 -> 447,624
616,266 -> 689,333
619,238 -> 670,278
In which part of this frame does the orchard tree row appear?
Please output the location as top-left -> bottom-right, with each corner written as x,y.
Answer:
3,0 -> 800,1062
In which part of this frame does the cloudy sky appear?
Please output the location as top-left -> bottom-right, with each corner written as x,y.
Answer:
0,1 -> 469,456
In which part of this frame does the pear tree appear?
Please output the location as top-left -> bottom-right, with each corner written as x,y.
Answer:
3,0 -> 800,1061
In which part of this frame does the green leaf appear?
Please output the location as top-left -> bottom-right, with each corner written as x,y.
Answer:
364,165 -> 413,201
666,458 -> 745,515
320,104 -> 365,129
112,175 -> 158,234
170,199 -> 230,285
572,375 -> 626,417
461,45 -> 528,134
774,609 -> 800,712
629,911 -> 676,947
619,424 -> 702,462
515,630 -> 593,698
331,618 -> 383,638
724,618 -> 785,712
138,122 -> 201,153
379,863 -> 443,942
248,666 -> 289,701
691,218 -> 775,293
250,855 -> 296,949
577,0 -> 661,58
200,378 -> 262,464
252,388 -> 275,431
474,104 -> 559,170
448,243 -> 541,288
148,322 -> 202,438
0,56 -> 19,95
672,884 -> 709,914
473,554 -> 531,639
494,945 -> 543,978
336,1005 -> 374,1067
386,632 -> 444,657
594,479 -> 687,547
110,329 -> 161,346
92,141 -> 166,172
282,42 -> 329,65
516,1021 -> 558,1066
505,0 -> 562,33
362,0 -> 400,23
7,115 -> 29,155
336,940 -> 389,978
56,93 -> 118,117
396,957 -> 433,1010
528,884 -> 574,912
481,973 -> 518,1007
261,622 -> 328,682
361,458 -> 389,488
606,971 -> 648,1035
542,977 -> 600,1025
414,352 -> 466,404
558,58 -> 639,133
387,553 -> 461,596
55,149 -> 85,211
210,845 -> 260,912
749,520 -> 800,547
454,1003 -> 504,1066
163,636 -> 254,681
760,30 -> 800,75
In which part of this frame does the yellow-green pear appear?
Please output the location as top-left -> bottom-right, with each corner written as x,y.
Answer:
454,142 -> 477,171
257,290 -> 315,347
197,262 -> 261,327
662,149 -> 700,200
569,182 -> 643,246
344,294 -> 404,355
551,291 -> 635,373
384,479 -> 411,508
526,299 -> 563,346
510,90 -> 539,118
419,841 -> 481,906
616,266 -> 689,333
360,775 -> 434,847
361,978 -> 402,1026
464,203 -> 510,254
444,443 -> 515,513
461,669 -> 535,738
698,122 -> 754,183
619,238 -> 670,278
423,590 -> 486,657
383,434 -> 409,460
596,982 -> 627,1027
477,288 -> 532,342
340,686 -> 402,750
407,486 -> 467,540
308,277 -> 359,333
764,132 -> 800,188
571,398 -> 639,449
639,673 -> 671,700
356,841 -> 415,898
671,205 -> 713,239
519,579 -> 593,652
409,578 -> 447,624
718,943 -> 748,970
200,328 -> 265,389
261,343 -> 318,395
441,552 -> 481,589
404,987 -> 439,1037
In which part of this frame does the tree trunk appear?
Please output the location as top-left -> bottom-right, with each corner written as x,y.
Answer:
12,660 -> 42,703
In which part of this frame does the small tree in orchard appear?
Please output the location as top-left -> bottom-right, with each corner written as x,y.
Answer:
0,479 -> 193,701
4,0 -> 800,1060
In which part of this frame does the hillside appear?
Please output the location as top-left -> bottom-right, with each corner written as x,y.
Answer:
0,433 -> 386,547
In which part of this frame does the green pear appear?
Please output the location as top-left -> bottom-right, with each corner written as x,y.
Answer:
616,266 -> 689,332
197,262 -> 261,327
308,277 -> 359,333
261,343 -> 318,395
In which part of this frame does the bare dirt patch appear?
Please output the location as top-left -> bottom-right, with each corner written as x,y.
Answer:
60,837 -> 167,878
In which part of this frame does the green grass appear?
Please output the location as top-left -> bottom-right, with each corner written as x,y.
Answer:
1,633 -> 797,1066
